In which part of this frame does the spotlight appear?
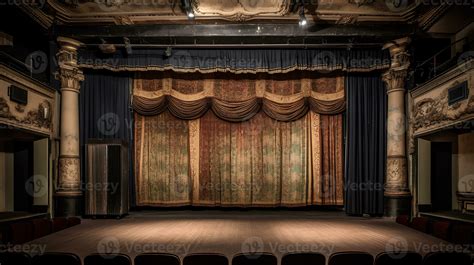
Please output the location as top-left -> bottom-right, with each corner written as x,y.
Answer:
187,10 -> 195,19
124,37 -> 132,55
165,46 -> 172,57
299,8 -> 307,27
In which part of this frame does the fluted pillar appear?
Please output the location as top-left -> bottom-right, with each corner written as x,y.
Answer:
54,37 -> 84,217
382,37 -> 412,217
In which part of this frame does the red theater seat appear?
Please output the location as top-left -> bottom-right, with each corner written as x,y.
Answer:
31,219 -> 52,239
422,252 -> 471,265
51,217 -> 68,232
67,217 -> 82,227
9,222 -> 34,245
431,221 -> 451,241
232,253 -> 277,265
0,252 -> 32,265
84,253 -> 131,265
282,253 -> 326,265
33,252 -> 81,265
451,224 -> 474,245
184,254 -> 228,265
375,251 -> 422,265
395,215 -> 411,226
135,253 -> 180,265
410,217 -> 430,233
328,251 -> 374,265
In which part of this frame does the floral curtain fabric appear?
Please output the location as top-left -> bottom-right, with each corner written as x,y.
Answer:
134,71 -> 344,206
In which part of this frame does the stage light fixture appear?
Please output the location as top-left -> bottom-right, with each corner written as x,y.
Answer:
187,10 -> 195,19
165,46 -> 173,57
299,7 -> 307,27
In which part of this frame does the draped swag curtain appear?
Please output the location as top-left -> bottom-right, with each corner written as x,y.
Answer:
134,71 -> 344,206
345,74 -> 387,216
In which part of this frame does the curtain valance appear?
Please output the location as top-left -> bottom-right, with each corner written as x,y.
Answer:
78,48 -> 390,74
132,71 -> 345,122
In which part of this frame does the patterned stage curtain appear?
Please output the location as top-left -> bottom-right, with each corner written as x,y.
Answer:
134,71 -> 344,206
134,112 -> 192,205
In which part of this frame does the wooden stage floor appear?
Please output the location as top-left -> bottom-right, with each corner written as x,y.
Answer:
25,211 -> 455,260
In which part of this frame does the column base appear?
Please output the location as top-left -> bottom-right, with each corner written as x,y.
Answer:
54,193 -> 82,217
384,194 -> 412,217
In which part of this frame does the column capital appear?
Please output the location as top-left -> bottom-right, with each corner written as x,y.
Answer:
56,37 -> 84,92
382,37 -> 411,93
57,37 -> 83,67
55,68 -> 84,93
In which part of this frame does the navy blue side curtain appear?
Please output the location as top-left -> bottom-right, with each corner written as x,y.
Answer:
79,71 -> 134,205
345,74 -> 387,216
78,48 -> 390,74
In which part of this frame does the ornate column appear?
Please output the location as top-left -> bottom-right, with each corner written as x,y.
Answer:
382,37 -> 412,217
54,37 -> 84,217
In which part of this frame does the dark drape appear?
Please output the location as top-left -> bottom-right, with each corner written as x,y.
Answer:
345,74 -> 386,216
78,48 -> 390,74
79,71 -> 134,205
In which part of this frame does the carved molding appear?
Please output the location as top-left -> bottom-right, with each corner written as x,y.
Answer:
19,0 -> 423,25
0,97 -> 53,130
57,156 -> 82,196
191,0 -> 291,21
385,156 -> 410,196
0,65 -> 55,136
413,89 -> 474,136
382,37 -> 411,91
56,68 -> 84,92
348,0 -> 374,7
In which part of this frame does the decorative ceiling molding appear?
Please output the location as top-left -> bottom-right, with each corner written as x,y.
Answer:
191,0 -> 292,21
348,0 -> 375,7
17,0 -> 434,27
417,4 -> 452,31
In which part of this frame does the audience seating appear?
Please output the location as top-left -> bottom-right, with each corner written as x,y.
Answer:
67,217 -> 82,228
135,253 -> 180,265
2,251 -> 472,265
375,251 -> 422,265
9,222 -> 34,245
184,253 -> 228,265
232,253 -> 277,265
281,253 -> 325,265
422,252 -> 471,265
31,219 -> 52,240
84,253 -> 131,265
33,252 -> 81,265
51,217 -> 69,232
431,221 -> 451,241
328,251 -> 374,265
451,223 -> 474,245
0,252 -> 32,265
410,217 -> 430,233
395,215 -> 410,226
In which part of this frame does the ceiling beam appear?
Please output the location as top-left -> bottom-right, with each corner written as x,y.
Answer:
55,23 -> 415,46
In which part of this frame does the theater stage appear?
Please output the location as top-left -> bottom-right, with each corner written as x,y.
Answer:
25,211 -> 452,260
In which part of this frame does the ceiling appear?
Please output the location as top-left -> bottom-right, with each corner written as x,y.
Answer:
15,0 -> 464,47
23,0 -> 424,26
